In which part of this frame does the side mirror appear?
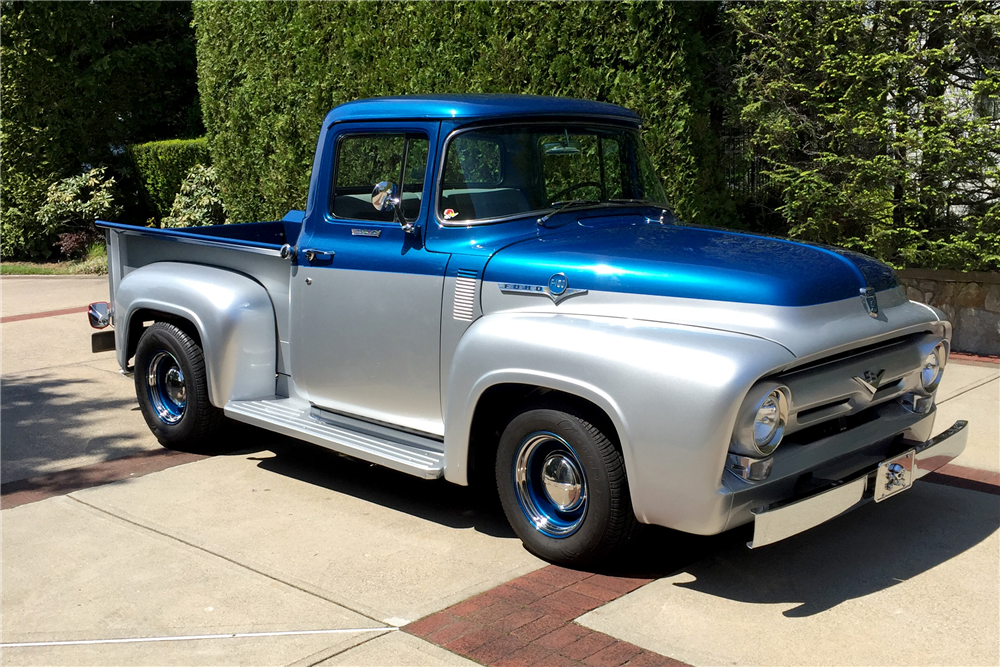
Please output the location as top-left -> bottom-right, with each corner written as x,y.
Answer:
372,181 -> 399,213
371,181 -> 415,234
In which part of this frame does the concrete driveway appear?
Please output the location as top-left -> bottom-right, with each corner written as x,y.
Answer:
2,275 -> 997,667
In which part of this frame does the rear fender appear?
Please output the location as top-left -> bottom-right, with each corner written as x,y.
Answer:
115,262 -> 277,407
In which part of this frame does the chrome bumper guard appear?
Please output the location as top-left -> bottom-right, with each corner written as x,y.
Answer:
748,420 -> 968,549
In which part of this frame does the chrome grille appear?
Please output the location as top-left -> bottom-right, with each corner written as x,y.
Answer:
779,332 -> 939,438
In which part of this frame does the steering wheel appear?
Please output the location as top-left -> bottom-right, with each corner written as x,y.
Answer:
549,181 -> 603,203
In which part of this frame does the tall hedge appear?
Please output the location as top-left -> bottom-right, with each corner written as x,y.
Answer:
1,1 -> 202,258
193,1 -> 732,226
129,138 -> 211,218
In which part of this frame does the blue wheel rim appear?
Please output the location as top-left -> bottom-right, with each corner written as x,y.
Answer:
146,351 -> 187,424
513,431 -> 588,538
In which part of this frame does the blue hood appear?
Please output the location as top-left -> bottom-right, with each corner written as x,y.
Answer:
483,218 -> 898,308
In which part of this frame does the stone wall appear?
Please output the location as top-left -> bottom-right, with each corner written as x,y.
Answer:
898,269 -> 1000,356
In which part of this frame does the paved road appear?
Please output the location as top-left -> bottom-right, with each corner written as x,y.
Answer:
1,275 -> 997,666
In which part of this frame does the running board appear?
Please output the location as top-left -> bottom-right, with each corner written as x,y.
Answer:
224,397 -> 445,479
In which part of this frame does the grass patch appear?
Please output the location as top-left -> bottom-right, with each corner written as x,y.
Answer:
2,243 -> 108,276
0,262 -> 75,275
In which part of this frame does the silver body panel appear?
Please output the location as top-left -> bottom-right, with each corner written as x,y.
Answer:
289,266 -> 447,437
478,282 -> 948,365
114,262 -> 278,406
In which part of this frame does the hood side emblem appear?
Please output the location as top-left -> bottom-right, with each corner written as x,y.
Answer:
499,273 -> 587,304
861,287 -> 879,318
853,369 -> 886,396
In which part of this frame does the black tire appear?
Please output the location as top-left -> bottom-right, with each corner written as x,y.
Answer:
134,322 -> 226,450
496,404 -> 638,566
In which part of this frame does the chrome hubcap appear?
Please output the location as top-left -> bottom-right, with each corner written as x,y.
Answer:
514,432 -> 588,537
541,454 -> 584,510
147,351 -> 187,424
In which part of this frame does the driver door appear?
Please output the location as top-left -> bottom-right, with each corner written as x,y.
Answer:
289,124 -> 449,437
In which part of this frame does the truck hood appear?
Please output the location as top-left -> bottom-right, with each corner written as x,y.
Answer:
483,215 -> 898,308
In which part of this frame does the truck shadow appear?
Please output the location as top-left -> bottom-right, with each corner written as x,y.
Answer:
602,482 -> 1000,617
255,436 -> 517,539
233,427 -> 1000,617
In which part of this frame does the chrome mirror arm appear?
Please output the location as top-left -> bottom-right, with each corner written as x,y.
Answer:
372,181 -> 416,234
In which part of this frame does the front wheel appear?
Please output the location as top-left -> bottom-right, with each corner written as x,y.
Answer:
496,405 -> 637,566
134,322 -> 225,450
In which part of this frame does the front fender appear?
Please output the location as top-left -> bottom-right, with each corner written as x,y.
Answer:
444,312 -> 796,534
115,262 -> 277,407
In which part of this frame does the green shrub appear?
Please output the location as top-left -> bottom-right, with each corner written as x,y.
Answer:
192,1 -> 732,226
129,137 -> 211,219
71,240 -> 109,275
161,164 -> 227,228
34,168 -> 120,259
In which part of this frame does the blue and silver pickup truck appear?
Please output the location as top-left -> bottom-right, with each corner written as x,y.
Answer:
89,94 -> 968,565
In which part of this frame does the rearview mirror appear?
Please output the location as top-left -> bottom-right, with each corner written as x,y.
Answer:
543,140 -> 582,155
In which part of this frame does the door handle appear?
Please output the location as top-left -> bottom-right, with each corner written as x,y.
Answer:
303,249 -> 335,262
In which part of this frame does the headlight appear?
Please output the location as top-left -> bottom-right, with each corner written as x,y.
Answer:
731,384 -> 790,457
920,342 -> 946,392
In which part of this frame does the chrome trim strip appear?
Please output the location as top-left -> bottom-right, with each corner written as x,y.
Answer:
748,420 -> 968,548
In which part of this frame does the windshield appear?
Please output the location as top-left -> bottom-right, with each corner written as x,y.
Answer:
438,124 -> 668,223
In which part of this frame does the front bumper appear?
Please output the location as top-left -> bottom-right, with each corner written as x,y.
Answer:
748,420 -> 968,548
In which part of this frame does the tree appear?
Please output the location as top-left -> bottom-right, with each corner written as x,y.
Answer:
728,1 -> 1000,270
1,0 -> 202,258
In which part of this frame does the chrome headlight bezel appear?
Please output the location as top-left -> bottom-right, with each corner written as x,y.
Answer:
731,383 -> 790,457
918,341 -> 947,393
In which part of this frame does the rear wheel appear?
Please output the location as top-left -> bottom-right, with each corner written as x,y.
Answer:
496,405 -> 637,566
134,322 -> 225,450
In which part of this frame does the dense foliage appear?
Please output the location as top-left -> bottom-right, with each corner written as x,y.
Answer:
34,168 -> 120,259
5,1 -> 996,270
193,1 -> 731,225
0,0 -> 201,258
161,164 -> 227,228
728,1 -> 999,270
129,138 -> 211,219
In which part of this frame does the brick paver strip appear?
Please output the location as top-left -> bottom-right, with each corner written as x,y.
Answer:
0,449 -> 207,509
0,306 -> 88,324
404,563 -> 689,667
948,352 -> 1000,366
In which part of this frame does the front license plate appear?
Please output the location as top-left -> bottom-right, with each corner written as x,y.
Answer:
874,449 -> 915,502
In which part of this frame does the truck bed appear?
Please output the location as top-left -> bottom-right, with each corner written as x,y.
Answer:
98,215 -> 302,375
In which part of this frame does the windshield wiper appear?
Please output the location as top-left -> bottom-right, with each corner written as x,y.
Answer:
537,199 -> 600,226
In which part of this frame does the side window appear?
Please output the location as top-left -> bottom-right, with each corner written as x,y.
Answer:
332,133 -> 428,222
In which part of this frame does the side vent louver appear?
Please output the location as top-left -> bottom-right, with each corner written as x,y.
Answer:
453,270 -> 478,321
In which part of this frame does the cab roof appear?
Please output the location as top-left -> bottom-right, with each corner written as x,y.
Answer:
324,94 -> 641,125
